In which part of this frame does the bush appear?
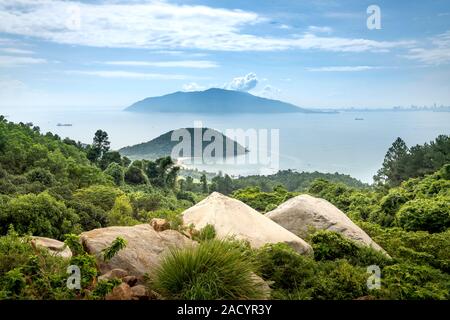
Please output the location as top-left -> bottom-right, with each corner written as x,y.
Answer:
150,240 -> 265,300
192,224 -> 216,242
256,243 -> 370,300
0,192 -> 80,239
377,263 -> 450,300
0,229 -> 73,299
396,198 -> 450,233
360,222 -> 450,273
124,166 -> 148,185
73,185 -> 123,212
310,230 -> 391,268
104,162 -> 124,186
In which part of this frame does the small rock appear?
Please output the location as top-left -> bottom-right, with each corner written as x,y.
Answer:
98,268 -> 128,282
250,273 -> 271,300
150,218 -> 170,232
122,275 -> 138,287
105,283 -> 132,300
31,237 -> 72,259
130,285 -> 149,300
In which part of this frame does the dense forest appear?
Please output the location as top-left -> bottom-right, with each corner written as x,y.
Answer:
0,115 -> 449,300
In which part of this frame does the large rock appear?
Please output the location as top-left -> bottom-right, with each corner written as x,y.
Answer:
265,194 -> 384,252
80,224 -> 195,278
181,192 -> 312,255
31,237 -> 72,259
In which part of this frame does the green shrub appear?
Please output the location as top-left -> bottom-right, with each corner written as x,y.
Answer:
102,237 -> 127,262
0,229 -> 73,300
73,185 -> 123,212
396,198 -> 450,233
310,230 -> 391,268
256,243 -> 370,300
0,192 -> 80,239
150,239 -> 265,300
192,224 -> 216,242
377,263 -> 450,300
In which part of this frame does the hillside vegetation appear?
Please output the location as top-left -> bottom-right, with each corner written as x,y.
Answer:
0,116 -> 449,300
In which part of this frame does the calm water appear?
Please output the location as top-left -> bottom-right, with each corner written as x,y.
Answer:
2,107 -> 450,183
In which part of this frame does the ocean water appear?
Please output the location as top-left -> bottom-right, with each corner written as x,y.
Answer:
2,107 -> 449,183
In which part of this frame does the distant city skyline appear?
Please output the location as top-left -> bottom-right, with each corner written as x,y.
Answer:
0,0 -> 449,109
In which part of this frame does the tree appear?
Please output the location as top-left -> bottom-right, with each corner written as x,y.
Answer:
99,151 -> 122,170
124,166 -> 148,185
145,156 -> 179,189
374,137 -> 409,187
87,130 -> 110,163
104,162 -> 125,186
200,174 -> 208,194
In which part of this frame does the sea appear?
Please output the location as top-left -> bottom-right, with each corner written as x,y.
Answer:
2,106 -> 449,183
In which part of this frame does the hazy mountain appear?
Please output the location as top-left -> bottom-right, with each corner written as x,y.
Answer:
125,88 -> 316,113
118,127 -> 248,160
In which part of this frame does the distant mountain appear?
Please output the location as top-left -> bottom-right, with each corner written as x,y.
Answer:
125,88 -> 317,113
118,128 -> 248,160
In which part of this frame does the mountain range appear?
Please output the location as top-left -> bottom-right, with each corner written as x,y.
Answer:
125,88 -> 317,113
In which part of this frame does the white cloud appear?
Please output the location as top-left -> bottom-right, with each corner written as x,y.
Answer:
0,47 -> 35,55
225,73 -> 258,91
306,66 -> 380,72
404,31 -> 450,65
254,85 -> 281,99
0,55 -> 46,66
0,0 -> 412,53
182,82 -> 205,91
278,24 -> 291,30
67,70 -> 188,80
307,26 -> 333,34
103,60 -> 218,68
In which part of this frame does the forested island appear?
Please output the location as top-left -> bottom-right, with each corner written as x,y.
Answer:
0,115 -> 449,300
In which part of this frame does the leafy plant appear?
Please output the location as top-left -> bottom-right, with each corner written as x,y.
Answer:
102,237 -> 127,262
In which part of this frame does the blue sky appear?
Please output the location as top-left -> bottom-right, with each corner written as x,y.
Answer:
0,0 -> 449,109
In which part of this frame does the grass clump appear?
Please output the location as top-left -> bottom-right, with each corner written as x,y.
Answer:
150,239 -> 265,300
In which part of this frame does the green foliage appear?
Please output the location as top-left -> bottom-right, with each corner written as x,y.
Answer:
374,135 -> 450,187
377,263 -> 450,300
73,185 -> 123,212
124,165 -> 148,185
310,230 -> 391,268
232,185 -> 294,212
102,237 -> 127,262
192,224 -> 216,242
233,169 -> 367,192
64,233 -> 84,256
104,162 -> 124,186
396,198 -> 450,233
0,229 -> 73,300
360,222 -> 450,273
91,279 -> 121,300
0,192 -> 80,240
108,195 -> 139,226
151,240 -> 266,300
256,243 -> 370,300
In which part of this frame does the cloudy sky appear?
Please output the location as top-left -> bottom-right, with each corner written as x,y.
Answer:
0,0 -> 449,109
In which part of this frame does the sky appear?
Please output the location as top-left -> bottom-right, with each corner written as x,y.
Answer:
0,0 -> 449,109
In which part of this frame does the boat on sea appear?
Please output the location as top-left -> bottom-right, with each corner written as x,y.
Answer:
57,123 -> 73,127
354,117 -> 364,121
